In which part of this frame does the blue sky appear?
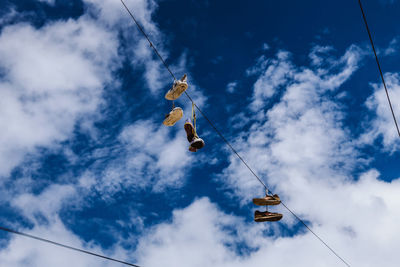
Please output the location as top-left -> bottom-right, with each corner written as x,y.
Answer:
0,0 -> 399,266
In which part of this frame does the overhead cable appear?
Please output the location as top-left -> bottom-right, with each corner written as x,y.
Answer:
0,226 -> 141,267
358,0 -> 400,138
120,1 -> 351,266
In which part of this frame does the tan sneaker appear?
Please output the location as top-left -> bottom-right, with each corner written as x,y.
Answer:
165,74 -> 188,100
254,210 -> 283,222
163,107 -> 183,126
252,194 -> 281,206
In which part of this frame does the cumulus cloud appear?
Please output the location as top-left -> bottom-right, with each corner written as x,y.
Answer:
136,198 -> 254,267
0,17 -> 120,177
134,178 -> 400,267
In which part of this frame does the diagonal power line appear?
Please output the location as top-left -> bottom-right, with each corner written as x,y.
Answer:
121,0 -> 351,266
358,0 -> 400,138
0,226 -> 141,267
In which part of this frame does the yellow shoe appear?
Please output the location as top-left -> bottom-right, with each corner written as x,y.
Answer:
165,74 -> 188,100
163,107 -> 183,126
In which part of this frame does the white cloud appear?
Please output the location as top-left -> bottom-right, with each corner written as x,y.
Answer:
12,184 -> 76,222
0,179 -> 137,267
383,37 -> 399,56
136,198 -> 251,267
361,72 -> 400,150
0,17 -> 120,177
87,0 -> 175,94
84,0 -> 157,31
0,213 -> 135,267
249,51 -> 294,111
223,45 -> 363,202
87,119 -> 195,196
226,81 -> 238,93
0,0 -> 186,177
309,45 -> 334,66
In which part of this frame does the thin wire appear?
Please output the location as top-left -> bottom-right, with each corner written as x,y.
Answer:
279,202 -> 351,267
0,226 -> 141,267
120,1 -> 351,266
121,0 -> 176,81
358,0 -> 400,138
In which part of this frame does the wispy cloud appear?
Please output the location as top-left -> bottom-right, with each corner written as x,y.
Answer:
226,81 -> 238,93
361,72 -> 400,150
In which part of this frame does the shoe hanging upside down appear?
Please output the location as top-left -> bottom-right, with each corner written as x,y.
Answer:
184,118 -> 204,152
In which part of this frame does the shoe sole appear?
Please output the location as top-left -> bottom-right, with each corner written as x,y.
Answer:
191,138 -> 205,149
163,108 -> 183,126
252,198 -> 281,206
165,83 -> 188,100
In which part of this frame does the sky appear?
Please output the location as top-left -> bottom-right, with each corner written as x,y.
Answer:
0,0 -> 399,266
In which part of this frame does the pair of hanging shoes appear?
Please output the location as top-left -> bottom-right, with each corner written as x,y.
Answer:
162,75 -> 205,153
184,118 -> 204,152
253,193 -> 283,222
163,75 -> 188,127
